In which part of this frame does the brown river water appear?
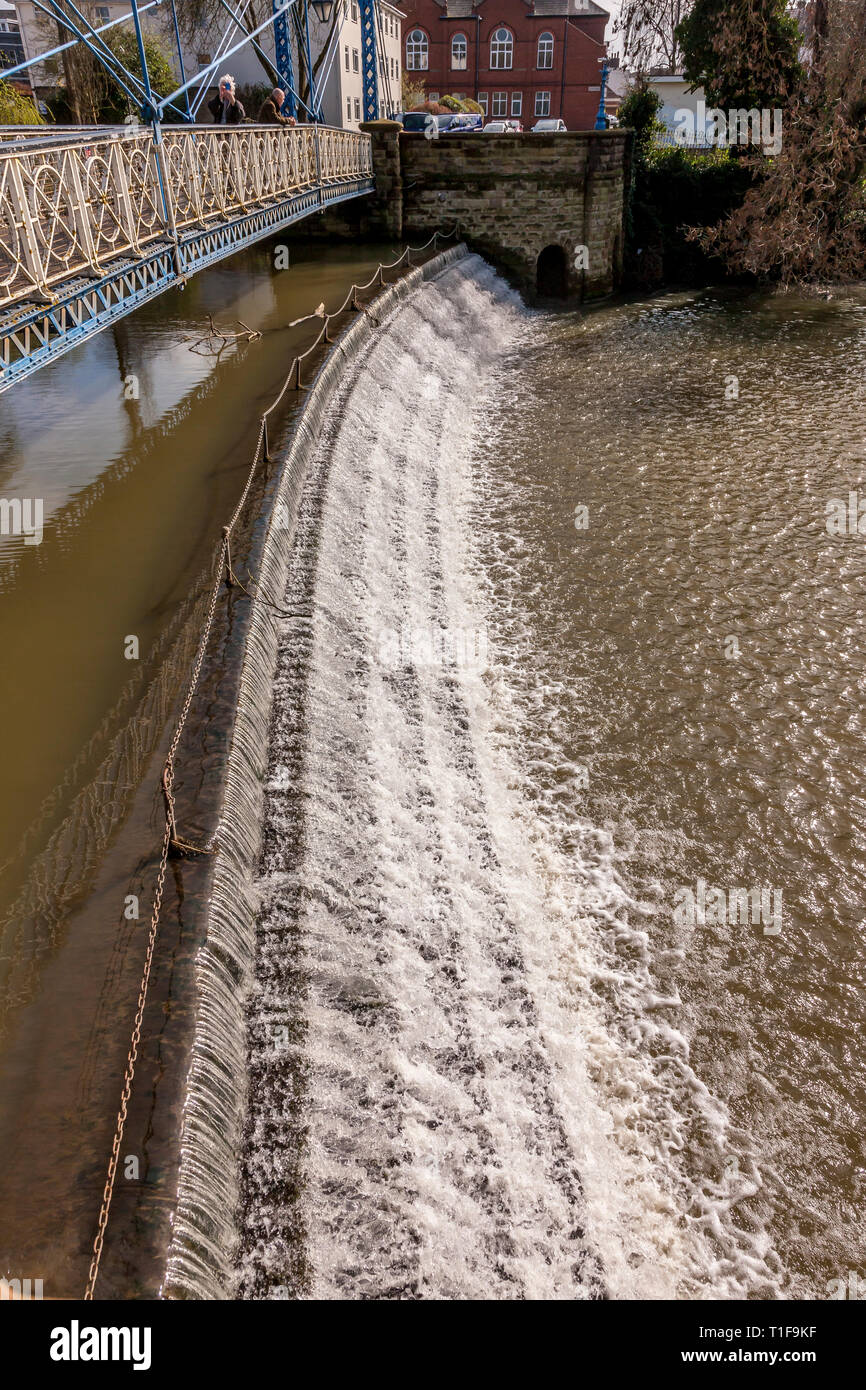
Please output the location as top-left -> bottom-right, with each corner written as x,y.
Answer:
471,279 -> 866,1296
1,247 -> 864,1300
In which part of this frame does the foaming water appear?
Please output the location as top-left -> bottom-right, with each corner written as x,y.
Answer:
228,257 -> 814,1300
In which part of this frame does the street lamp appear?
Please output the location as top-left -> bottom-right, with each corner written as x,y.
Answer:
595,56 -> 609,131
311,0 -> 333,22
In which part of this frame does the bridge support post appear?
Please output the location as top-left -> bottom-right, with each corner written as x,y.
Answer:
129,0 -> 185,276
272,0 -> 297,119
360,0 -> 380,121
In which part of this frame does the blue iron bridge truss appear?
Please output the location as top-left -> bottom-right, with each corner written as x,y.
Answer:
0,0 -> 381,391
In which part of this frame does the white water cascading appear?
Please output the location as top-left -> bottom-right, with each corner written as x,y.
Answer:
166,250 -> 773,1302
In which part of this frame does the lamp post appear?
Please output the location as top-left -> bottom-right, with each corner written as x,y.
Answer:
594,57 -> 609,130
311,0 -> 333,21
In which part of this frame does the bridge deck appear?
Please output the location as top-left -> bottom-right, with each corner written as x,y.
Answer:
0,124 -> 373,391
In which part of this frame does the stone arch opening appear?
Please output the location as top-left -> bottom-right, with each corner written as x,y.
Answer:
536,243 -> 569,298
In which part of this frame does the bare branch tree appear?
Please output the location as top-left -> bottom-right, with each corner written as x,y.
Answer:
694,0 -> 866,283
614,0 -> 694,73
177,0 -> 342,112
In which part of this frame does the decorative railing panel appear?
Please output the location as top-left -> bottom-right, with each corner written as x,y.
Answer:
0,125 -> 373,310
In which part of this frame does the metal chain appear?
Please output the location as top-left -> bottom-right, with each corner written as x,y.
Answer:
84,427 -> 264,1302
83,229 -> 460,1298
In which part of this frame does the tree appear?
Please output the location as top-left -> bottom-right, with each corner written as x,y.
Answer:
676,0 -> 803,108
692,0 -> 866,282
0,80 -> 44,124
178,0 -> 342,118
401,73 -> 425,111
50,1 -> 109,123
614,1 -> 693,74
617,78 -> 665,154
100,28 -> 178,121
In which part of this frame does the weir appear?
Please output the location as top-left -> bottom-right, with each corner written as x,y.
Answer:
164,243 -> 472,1299
162,241 -> 622,1301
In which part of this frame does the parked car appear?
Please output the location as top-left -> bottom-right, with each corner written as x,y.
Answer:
531,118 -> 567,133
441,112 -> 483,134
504,119 -> 523,133
399,111 -> 456,135
482,121 -> 509,134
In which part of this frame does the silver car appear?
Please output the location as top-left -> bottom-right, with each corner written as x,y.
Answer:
531,118 -> 567,133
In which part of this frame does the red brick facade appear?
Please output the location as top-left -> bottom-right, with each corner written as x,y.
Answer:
400,0 -> 611,130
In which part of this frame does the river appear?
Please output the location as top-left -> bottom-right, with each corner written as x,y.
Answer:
2,246 -> 865,1300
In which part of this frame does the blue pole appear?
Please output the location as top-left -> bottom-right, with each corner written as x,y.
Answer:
272,0 -> 297,118
595,60 -> 609,131
168,0 -> 191,119
128,0 -> 154,119
359,0 -> 379,121
302,0 -> 318,121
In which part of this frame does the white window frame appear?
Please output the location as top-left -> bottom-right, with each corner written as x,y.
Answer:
344,45 -> 349,71
346,95 -> 352,121
451,32 -> 467,71
537,32 -> 554,70
511,92 -> 522,117
352,47 -> 359,73
478,92 -> 488,115
406,28 -> 428,71
491,91 -> 507,118
534,90 -> 551,117
354,96 -> 361,120
490,27 -> 513,71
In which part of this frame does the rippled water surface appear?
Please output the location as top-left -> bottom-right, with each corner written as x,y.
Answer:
474,280 -> 866,1295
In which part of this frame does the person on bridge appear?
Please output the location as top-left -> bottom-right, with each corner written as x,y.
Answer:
208,75 -> 245,125
257,89 -> 295,126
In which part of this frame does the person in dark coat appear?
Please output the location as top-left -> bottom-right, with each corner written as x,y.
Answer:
258,88 -> 294,125
208,74 -> 245,124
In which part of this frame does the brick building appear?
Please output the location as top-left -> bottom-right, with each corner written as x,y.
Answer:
400,0 -> 611,130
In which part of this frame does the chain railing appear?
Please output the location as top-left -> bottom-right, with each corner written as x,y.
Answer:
0,124 -> 373,310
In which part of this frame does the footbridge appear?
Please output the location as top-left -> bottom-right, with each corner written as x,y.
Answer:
0,122 -> 373,390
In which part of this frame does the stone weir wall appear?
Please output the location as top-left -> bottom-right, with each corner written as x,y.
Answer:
359,122 -> 632,299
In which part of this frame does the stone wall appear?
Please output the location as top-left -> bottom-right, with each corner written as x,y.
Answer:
359,122 -> 631,298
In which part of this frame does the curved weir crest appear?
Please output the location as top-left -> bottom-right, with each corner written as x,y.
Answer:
166,251 -> 777,1301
